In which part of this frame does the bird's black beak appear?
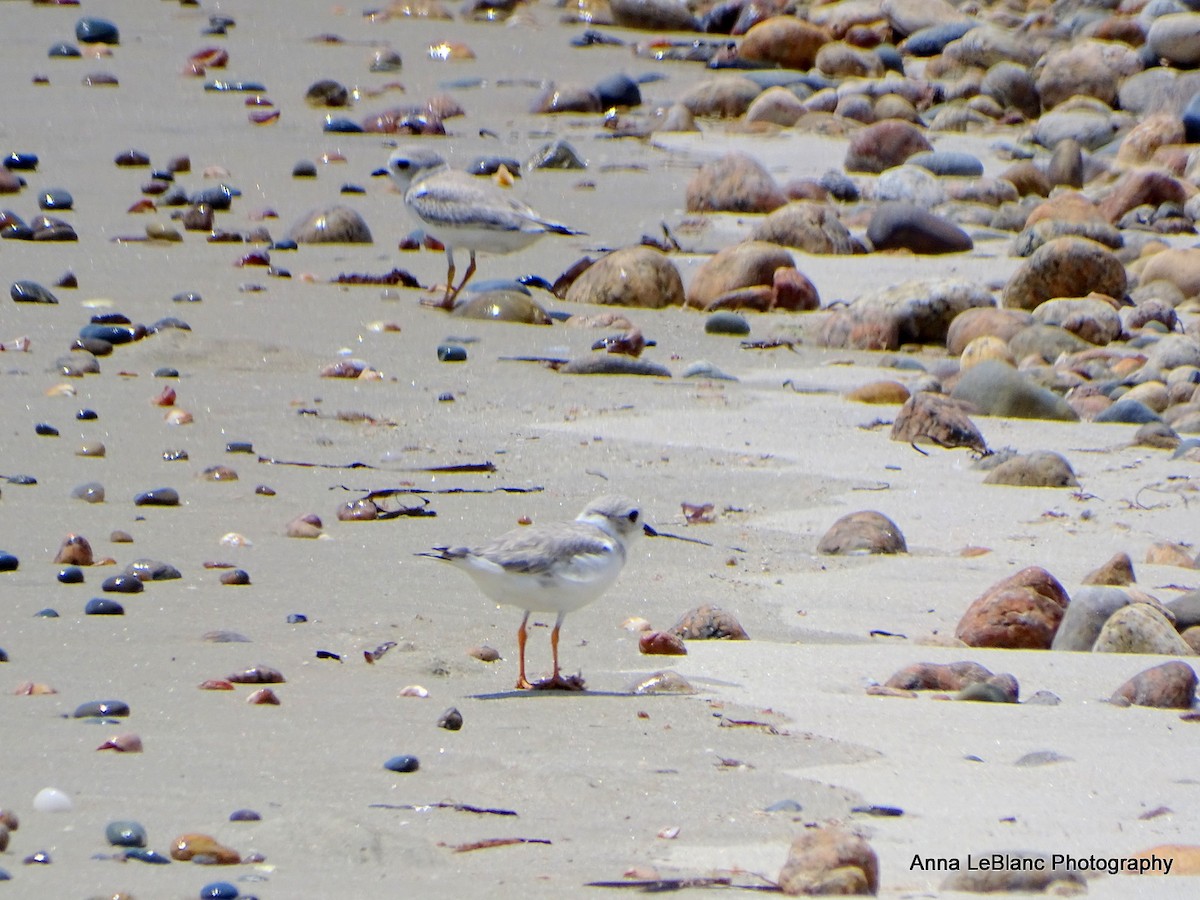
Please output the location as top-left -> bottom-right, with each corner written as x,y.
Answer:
371,167 -> 388,177
643,523 -> 659,537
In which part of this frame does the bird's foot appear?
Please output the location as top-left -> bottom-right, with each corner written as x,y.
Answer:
514,676 -> 534,691
419,291 -> 456,311
528,673 -> 586,692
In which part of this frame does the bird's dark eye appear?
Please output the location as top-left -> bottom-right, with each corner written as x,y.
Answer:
394,160 -> 409,170
628,510 -> 639,523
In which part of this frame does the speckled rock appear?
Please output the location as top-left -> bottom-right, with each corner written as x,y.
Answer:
955,567 -> 1070,650
844,120 -> 932,174
1052,587 -> 1134,651
1093,604 -> 1196,656
983,450 -> 1079,488
739,17 -> 830,71
1081,552 -> 1135,586
946,307 -> 1033,355
678,76 -> 762,118
821,278 -> 995,351
1147,12 -> 1200,68
751,202 -> 858,254
1033,42 -> 1121,111
686,241 -> 794,309
777,826 -> 879,896
890,392 -> 989,453
1031,295 -> 1122,346
1136,248 -> 1200,300
287,205 -> 372,244
1002,237 -> 1127,311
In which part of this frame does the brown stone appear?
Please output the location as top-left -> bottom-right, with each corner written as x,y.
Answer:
844,119 -> 932,174
946,307 -> 1034,355
1098,168 -> 1189,225
778,826 -> 879,896
1117,114 -> 1187,166
1145,542 -> 1196,568
982,451 -> 1079,488
999,161 -> 1051,197
889,392 -> 988,453
817,510 -> 906,555
54,533 -> 94,566
686,241 -> 794,309
752,201 -> 858,254
1082,551 -> 1136,586
639,630 -> 688,655
771,266 -> 821,311
884,660 -> 994,692
845,380 -> 911,405
564,246 -> 685,308
1001,237 -> 1127,311
685,153 -> 785,214
1111,660 -> 1197,709
955,566 -> 1069,649
739,17 -> 830,71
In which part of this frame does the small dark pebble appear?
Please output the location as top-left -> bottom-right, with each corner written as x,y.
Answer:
323,117 -> 364,133
73,337 -> 113,356
77,408 -> 98,420
24,850 -> 51,865
315,649 -> 340,660
438,392 -> 455,402
124,848 -> 171,864
58,567 -> 84,584
226,441 -> 254,454
269,239 -> 298,251
705,312 -> 750,335
105,820 -> 147,848
134,487 -> 180,506
0,648 -> 7,662
149,317 -> 190,332
286,613 -> 307,624
49,42 -> 81,58
79,323 -> 137,345
76,17 -> 120,44
102,574 -> 144,594
110,530 -> 134,543
220,569 -> 251,586
229,809 -> 261,822
764,799 -> 803,813
126,559 -> 182,581
115,149 -> 150,167
4,152 -> 39,171
340,183 -> 365,194
55,271 -> 78,288
74,699 -> 130,718
173,291 -> 202,303
163,449 -> 189,461
437,707 -> 463,731
191,184 -> 237,210
468,156 -> 522,177
0,553 -> 18,572
154,367 -> 180,378
201,881 -> 239,899
31,215 -> 77,240
255,485 -> 276,496
205,80 -> 266,93
384,755 -> 420,773
293,160 -> 317,178
11,280 -> 59,303
40,189 -> 73,211
35,608 -> 59,618
528,139 -> 585,170
72,481 -> 105,503
437,344 -> 467,362
85,597 -> 125,616
6,474 -> 37,485
35,423 -> 59,436
851,805 -> 904,817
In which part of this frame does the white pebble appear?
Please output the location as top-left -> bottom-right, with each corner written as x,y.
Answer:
33,787 -> 73,813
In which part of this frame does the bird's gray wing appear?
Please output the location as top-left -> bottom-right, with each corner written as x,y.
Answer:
407,174 -> 545,234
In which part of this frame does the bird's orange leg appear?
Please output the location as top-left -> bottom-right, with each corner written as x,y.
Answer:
532,611 -> 584,691
446,250 -> 477,306
421,246 -> 457,310
515,610 -> 533,690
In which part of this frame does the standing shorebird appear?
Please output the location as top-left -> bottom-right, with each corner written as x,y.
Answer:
418,496 -> 645,690
380,148 -> 584,310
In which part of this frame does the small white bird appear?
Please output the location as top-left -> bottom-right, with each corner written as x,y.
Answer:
418,496 -> 645,690
381,148 -> 584,310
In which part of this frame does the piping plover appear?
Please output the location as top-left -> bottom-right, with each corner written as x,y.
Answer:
418,495 -> 645,690
379,148 -> 584,310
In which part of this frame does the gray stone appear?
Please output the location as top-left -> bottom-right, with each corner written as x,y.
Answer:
951,360 -> 1079,420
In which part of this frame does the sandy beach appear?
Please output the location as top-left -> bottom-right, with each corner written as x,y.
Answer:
3,0 -> 1200,897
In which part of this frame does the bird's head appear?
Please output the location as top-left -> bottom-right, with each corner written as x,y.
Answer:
377,148 -> 447,192
578,495 -> 647,545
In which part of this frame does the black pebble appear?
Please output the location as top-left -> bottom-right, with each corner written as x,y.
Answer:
6,474 -> 37,485
286,613 -> 307,624
11,280 -> 58,303
437,344 -> 467,362
73,699 -> 130,718
102,574 -> 143,594
437,707 -> 463,731
35,608 -> 59,618
384,755 -> 420,773
229,809 -> 262,822
172,291 -> 202,303
4,152 -> 39,171
134,487 -> 180,506
85,598 -> 125,616
154,368 -> 179,378
35,423 -> 60,437
0,553 -> 18,572
58,567 -> 84,583
123,848 -> 170,864
226,441 -> 254,454
77,409 -> 98,420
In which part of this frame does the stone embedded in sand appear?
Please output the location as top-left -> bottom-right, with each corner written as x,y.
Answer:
685,152 -> 785,214
1112,661 -> 1198,710
1134,421 -> 1182,450
10,280 -> 59,304
1147,542 -> 1196,569
999,160 -> 1051,198
744,86 -> 806,127
669,604 -> 749,640
983,450 -> 1079,488
1093,604 -> 1196,656
678,76 -> 762,118
1051,587 -> 1133,651
639,630 -> 687,655
1095,398 -> 1161,425
751,202 -> 858,255
816,41 -> 883,78
882,0 -> 971,34
609,0 -> 697,31
769,267 -> 821,312
560,356 -> 671,376
531,82 -> 602,114
287,205 -> 372,244
866,202 -> 972,255
957,675 -> 1019,703
890,392 -> 988,453
960,335 -> 1014,370
1082,552 -> 1135,586
453,290 -> 551,324
1100,169 -> 1189,225
54,533 -> 94,566
777,826 -> 879,896
135,487 -> 180,506
1007,323 -> 1090,365
817,510 -> 906,555
687,241 -> 794,309
875,165 -> 946,208
738,17 -> 829,71
1002,237 -> 1127,312
955,566 -> 1069,649
286,514 -> 323,538
1117,114 -> 1187,167
1034,42 -> 1119,111
884,661 -> 994,692
844,120 -> 932,174
951,360 -> 1078,421
563,246 -> 684,309
846,381 -> 910,405
821,278 -> 995,352
171,833 -> 240,864
946,307 -> 1033,355
1031,295 -> 1122,346
942,853 -> 1084,893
